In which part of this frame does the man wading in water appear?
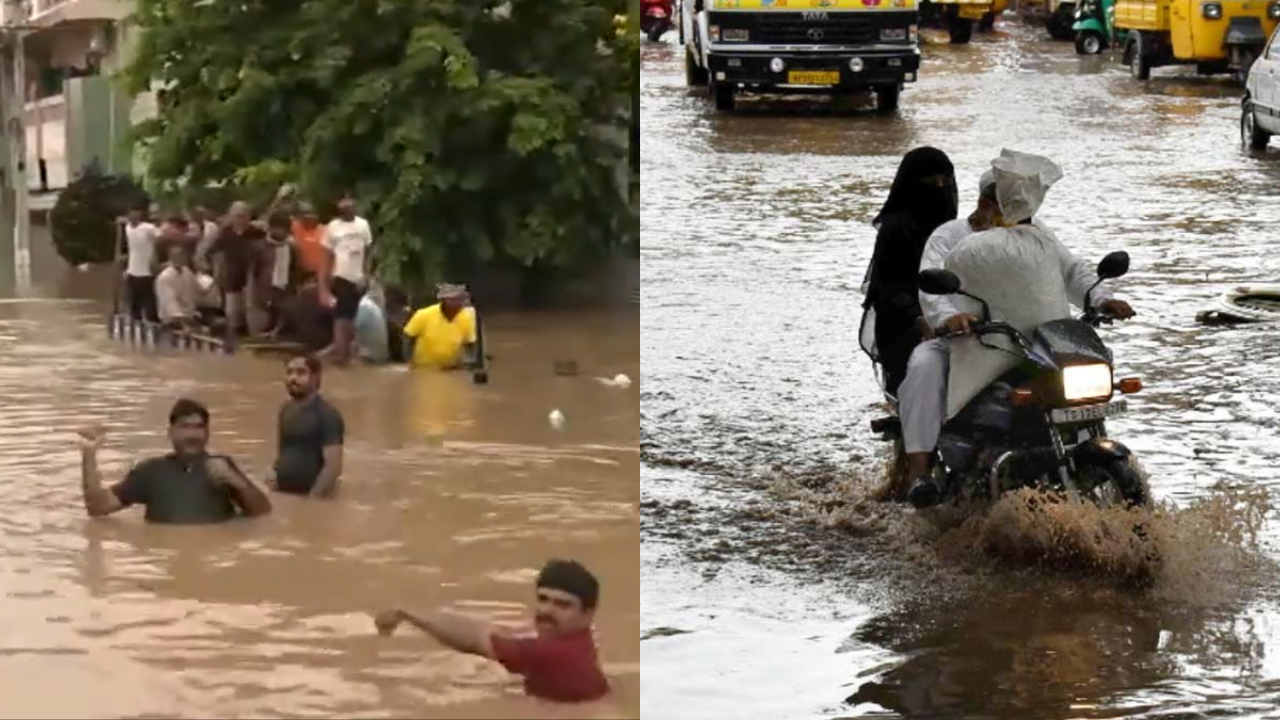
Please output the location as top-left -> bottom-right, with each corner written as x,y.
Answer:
265,353 -> 345,497
76,399 -> 273,524
374,559 -> 610,703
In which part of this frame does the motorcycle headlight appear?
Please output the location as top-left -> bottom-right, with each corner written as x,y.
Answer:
1202,2 -> 1222,18
1062,364 -> 1114,402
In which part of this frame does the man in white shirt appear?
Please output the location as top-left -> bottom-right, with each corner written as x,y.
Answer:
155,245 -> 203,330
897,166 -> 1135,508
321,195 -> 374,364
123,206 -> 160,322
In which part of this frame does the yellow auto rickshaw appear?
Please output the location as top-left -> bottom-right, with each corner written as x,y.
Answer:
922,0 -> 1011,43
1115,0 -> 1280,83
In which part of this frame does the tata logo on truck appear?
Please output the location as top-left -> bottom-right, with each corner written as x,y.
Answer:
802,10 -> 830,19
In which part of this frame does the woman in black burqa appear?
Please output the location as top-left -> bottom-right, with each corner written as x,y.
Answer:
864,147 -> 958,394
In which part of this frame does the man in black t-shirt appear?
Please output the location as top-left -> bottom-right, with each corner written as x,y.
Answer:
77,399 -> 273,524
267,353 -> 345,498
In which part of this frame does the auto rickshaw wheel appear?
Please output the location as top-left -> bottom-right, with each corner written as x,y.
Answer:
1128,32 -> 1152,80
1242,101 -> 1272,151
1075,30 -> 1104,55
948,16 -> 973,43
1233,50 -> 1257,87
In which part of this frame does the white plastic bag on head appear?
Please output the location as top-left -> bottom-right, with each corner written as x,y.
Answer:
990,149 -> 1063,225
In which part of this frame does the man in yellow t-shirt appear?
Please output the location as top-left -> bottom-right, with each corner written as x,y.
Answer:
402,283 -> 478,369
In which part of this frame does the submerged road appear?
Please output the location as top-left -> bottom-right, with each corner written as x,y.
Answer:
642,17 -> 1280,720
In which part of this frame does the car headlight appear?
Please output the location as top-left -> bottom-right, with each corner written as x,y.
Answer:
1062,364 -> 1114,402
1202,2 -> 1222,18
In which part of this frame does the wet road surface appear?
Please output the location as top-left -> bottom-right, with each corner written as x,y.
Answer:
641,17 -> 1280,720
0,269 -> 639,719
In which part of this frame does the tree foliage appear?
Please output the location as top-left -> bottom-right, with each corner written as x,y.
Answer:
122,0 -> 636,292
50,165 -> 149,266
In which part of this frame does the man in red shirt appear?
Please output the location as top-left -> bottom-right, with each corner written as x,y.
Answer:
373,559 -> 610,703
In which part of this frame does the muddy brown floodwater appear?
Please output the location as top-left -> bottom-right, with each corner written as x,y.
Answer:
642,17 -> 1280,720
0,264 -> 638,719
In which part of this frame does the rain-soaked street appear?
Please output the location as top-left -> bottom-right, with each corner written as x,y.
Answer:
641,17 -> 1280,720
0,260 -> 638,718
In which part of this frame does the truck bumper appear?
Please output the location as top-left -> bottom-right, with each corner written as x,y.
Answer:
707,50 -> 920,90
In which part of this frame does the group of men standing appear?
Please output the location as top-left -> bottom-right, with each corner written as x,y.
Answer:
119,189 -> 376,364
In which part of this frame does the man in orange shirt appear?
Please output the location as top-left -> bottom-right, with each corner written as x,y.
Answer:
290,202 -> 329,281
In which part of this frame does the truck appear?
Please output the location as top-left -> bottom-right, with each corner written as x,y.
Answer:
680,0 -> 922,112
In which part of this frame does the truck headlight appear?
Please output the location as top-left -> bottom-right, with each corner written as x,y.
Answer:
1201,2 -> 1222,18
1269,2 -> 1280,18
909,23 -> 919,42
709,24 -> 720,40
1062,364 -> 1114,402
881,27 -> 907,41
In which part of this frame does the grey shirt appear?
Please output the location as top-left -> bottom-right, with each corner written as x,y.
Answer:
273,394 -> 345,494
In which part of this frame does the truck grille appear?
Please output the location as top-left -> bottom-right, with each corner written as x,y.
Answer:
755,13 -> 876,44
709,12 -> 888,45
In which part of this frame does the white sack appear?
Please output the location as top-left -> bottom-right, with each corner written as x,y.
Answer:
942,224 -> 1071,418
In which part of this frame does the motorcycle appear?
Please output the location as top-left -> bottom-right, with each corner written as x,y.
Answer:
642,0 -> 673,42
869,251 -> 1149,509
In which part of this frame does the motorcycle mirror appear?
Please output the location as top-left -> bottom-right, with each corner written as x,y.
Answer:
1096,251 -> 1130,280
918,269 -> 962,295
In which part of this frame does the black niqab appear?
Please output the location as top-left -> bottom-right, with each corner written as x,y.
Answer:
862,146 -> 959,393
873,146 -> 958,230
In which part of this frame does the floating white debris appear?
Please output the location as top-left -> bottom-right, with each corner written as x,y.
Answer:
548,409 -> 565,430
595,373 -> 633,389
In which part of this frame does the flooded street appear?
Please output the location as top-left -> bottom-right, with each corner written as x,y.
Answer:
0,270 -> 638,718
641,18 -> 1280,720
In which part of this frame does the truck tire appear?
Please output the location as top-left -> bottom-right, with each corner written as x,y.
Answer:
1128,32 -> 1152,80
685,49 -> 708,87
948,16 -> 974,44
712,81 -> 735,111
1242,100 -> 1272,150
978,10 -> 996,31
1075,30 -> 1104,55
876,84 -> 901,113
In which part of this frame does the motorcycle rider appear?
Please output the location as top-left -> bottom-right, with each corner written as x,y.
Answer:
898,151 -> 1136,508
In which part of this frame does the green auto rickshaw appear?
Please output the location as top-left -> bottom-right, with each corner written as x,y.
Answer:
1073,0 -> 1128,54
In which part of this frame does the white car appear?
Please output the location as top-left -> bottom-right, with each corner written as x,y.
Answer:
1242,24 -> 1280,150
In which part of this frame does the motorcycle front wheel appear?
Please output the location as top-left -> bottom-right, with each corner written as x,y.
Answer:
1080,456 -> 1150,509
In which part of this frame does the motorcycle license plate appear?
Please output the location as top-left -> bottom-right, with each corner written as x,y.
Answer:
1051,399 -> 1128,425
788,70 -> 841,86
959,5 -> 988,18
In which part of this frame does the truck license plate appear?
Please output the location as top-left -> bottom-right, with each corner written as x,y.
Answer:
959,5 -> 989,18
787,70 -> 840,86
1051,399 -> 1128,425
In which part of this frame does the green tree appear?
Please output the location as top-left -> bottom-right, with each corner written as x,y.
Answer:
122,0 -> 636,295
50,165 -> 149,266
